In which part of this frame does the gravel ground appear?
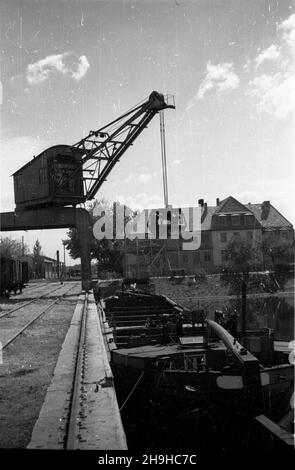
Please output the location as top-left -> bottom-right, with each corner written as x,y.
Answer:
0,285 -> 80,448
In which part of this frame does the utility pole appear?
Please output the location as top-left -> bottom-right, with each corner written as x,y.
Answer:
56,250 -> 60,279
63,241 -> 66,277
21,235 -> 24,256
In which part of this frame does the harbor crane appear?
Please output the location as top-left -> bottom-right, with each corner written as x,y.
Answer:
13,91 -> 175,211
75,91 -> 175,202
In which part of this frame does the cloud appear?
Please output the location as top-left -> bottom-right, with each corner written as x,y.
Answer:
71,55 -> 90,80
278,13 -> 295,51
123,173 -> 152,184
171,159 -> 181,166
248,73 -> 295,119
138,173 -> 152,183
186,62 -> 240,110
123,174 -> 135,184
247,13 -> 295,120
115,193 -> 163,211
255,45 -> 281,69
26,52 -> 90,85
197,62 -> 240,100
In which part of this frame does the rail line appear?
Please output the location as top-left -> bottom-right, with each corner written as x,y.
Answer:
1,283 -> 78,350
28,291 -> 127,450
20,282 -> 48,291
0,282 -> 78,319
65,292 -> 88,449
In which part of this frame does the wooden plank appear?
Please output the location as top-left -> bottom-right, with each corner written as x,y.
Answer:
255,415 -> 294,446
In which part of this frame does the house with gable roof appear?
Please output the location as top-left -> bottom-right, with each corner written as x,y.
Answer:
197,196 -> 293,271
122,196 -> 294,277
210,196 -> 263,269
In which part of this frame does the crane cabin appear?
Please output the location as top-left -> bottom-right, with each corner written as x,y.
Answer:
13,145 -> 85,211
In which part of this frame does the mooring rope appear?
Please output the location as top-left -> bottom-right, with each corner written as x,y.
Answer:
119,370 -> 145,411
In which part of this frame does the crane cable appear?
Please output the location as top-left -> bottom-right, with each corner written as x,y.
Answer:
159,110 -> 169,209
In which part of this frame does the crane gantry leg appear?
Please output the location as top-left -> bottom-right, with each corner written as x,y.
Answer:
0,207 -> 92,291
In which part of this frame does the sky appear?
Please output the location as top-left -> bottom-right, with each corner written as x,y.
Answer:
0,0 -> 294,263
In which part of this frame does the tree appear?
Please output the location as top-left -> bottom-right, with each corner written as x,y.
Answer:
63,199 -> 135,276
225,237 -> 254,272
0,236 -> 29,258
33,239 -> 43,278
261,235 -> 294,268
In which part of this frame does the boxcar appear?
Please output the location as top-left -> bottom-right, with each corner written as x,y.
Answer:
0,256 -> 14,296
13,144 -> 85,211
0,256 -> 29,297
22,261 -> 29,284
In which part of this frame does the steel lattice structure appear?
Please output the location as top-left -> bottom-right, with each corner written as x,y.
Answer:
63,91 -> 175,201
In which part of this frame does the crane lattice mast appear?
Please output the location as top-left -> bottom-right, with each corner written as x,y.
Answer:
56,91 -> 174,202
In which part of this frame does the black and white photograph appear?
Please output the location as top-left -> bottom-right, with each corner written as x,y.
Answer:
0,0 -> 294,461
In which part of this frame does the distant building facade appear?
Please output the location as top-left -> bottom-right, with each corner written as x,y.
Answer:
21,254 -> 64,279
122,196 -> 294,277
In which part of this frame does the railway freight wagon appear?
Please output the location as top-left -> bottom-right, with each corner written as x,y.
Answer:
13,145 -> 85,211
0,257 -> 29,297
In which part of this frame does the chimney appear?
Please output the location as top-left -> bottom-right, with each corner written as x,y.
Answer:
198,198 -> 204,207
216,198 -> 220,206
201,202 -> 208,223
261,201 -> 270,220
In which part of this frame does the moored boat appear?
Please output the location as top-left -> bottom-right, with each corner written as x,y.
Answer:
99,287 -> 294,449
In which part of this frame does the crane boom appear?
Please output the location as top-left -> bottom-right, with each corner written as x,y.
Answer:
61,91 -> 175,201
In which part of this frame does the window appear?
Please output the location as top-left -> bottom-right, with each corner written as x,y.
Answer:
246,231 -> 253,241
245,214 -> 253,226
182,254 -> 189,264
232,215 -> 240,226
204,251 -> 211,262
218,216 -> 227,225
193,252 -> 200,264
15,174 -> 23,189
39,167 -> 47,184
282,231 -> 289,240
221,250 -> 228,263
233,231 -> 240,238
220,232 -> 227,243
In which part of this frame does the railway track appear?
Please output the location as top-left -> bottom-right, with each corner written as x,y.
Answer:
0,282 -> 78,319
0,283 -> 79,350
20,282 -> 48,291
28,291 -> 127,450
65,292 -> 88,449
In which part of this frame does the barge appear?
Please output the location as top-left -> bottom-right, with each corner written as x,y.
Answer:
99,286 -> 294,450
